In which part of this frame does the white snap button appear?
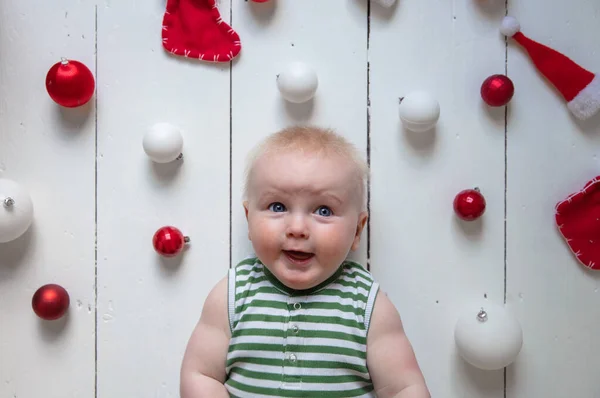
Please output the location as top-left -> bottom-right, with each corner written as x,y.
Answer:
291,324 -> 299,333
289,353 -> 297,362
293,302 -> 301,310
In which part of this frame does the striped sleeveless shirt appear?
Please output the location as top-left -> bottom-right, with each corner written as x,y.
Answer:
225,257 -> 380,397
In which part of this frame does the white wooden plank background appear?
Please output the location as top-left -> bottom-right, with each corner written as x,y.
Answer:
231,0 -> 369,267
95,1 -> 231,397
506,0 -> 600,397
0,2 -> 96,398
369,1 -> 506,397
1,0 -> 600,397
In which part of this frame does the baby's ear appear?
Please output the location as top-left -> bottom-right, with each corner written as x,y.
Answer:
351,211 -> 368,251
243,201 -> 249,220
243,201 -> 251,241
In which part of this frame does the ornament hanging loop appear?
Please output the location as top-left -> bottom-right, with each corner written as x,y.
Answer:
3,197 -> 15,208
477,308 -> 488,322
184,236 -> 191,243
60,57 -> 69,65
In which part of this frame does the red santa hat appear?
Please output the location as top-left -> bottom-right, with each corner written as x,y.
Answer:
500,16 -> 600,121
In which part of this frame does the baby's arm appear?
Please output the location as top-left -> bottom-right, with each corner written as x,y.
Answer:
180,276 -> 230,398
366,290 -> 430,398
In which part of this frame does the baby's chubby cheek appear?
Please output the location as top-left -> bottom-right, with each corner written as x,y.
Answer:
249,218 -> 280,246
318,228 -> 354,256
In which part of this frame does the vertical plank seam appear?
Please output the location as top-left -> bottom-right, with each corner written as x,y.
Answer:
93,4 -> 99,398
229,0 -> 233,270
366,0 -> 371,272
503,0 -> 509,396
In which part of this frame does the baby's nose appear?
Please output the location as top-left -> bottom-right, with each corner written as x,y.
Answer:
286,215 -> 309,239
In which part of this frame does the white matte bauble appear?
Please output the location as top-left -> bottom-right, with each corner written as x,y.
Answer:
454,302 -> 523,370
143,123 -> 184,163
277,62 -> 318,103
373,0 -> 396,7
0,178 -> 34,243
398,91 -> 440,132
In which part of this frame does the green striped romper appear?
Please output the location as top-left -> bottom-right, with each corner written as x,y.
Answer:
225,257 -> 380,397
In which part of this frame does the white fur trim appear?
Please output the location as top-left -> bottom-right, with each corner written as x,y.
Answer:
500,16 -> 520,37
567,74 -> 600,120
373,0 -> 396,7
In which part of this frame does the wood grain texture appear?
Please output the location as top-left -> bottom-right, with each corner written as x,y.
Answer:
96,1 -> 231,396
230,0 -> 369,268
369,1 -> 507,396
0,2 -> 96,398
506,0 -> 600,396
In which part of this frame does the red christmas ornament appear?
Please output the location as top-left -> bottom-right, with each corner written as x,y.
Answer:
153,226 -> 190,257
32,284 -> 70,320
481,74 -> 514,107
46,58 -> 95,107
454,188 -> 486,221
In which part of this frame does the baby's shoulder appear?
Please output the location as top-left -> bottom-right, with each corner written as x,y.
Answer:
230,256 -> 264,280
339,259 -> 377,286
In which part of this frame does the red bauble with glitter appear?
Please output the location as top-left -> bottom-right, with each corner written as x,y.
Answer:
481,74 -> 514,107
454,188 -> 486,221
46,58 -> 95,107
153,226 -> 190,257
32,284 -> 70,320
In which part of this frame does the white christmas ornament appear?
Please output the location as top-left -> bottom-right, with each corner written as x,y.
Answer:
373,0 -> 396,7
143,123 -> 184,163
454,302 -> 523,370
277,62 -> 318,103
398,91 -> 440,132
0,178 -> 34,243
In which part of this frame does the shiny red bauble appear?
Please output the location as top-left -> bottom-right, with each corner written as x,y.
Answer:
46,58 -> 95,107
153,226 -> 190,257
32,284 -> 70,320
481,74 -> 514,107
454,188 -> 486,221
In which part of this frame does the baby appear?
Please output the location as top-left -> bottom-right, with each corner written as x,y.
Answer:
180,126 -> 430,397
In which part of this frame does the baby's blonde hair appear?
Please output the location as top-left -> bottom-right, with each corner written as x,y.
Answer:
243,125 -> 370,209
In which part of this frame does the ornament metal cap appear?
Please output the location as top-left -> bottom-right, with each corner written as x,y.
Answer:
476,308 -> 488,322
3,197 -> 15,207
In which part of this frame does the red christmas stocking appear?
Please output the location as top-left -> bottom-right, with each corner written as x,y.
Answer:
162,0 -> 241,62
555,176 -> 600,270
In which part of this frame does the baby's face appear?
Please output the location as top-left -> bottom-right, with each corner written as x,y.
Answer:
244,149 -> 367,291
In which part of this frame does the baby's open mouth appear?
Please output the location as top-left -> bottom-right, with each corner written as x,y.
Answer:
283,250 -> 315,262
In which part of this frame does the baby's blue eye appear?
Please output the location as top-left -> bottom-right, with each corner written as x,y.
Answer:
268,202 -> 286,212
316,206 -> 333,217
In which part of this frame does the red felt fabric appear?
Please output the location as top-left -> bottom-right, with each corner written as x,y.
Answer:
555,176 -> 600,270
514,32 -> 595,102
162,0 -> 241,62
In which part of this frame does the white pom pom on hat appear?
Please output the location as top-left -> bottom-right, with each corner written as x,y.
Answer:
501,15 -> 600,121
500,16 -> 520,37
